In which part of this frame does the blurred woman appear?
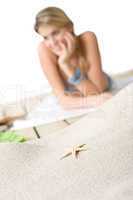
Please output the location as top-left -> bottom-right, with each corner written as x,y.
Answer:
34,6 -> 112,109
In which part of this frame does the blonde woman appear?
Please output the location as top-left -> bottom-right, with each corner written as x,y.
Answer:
34,6 -> 112,109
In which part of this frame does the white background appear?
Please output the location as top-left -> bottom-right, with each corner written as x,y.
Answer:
0,0 -> 133,103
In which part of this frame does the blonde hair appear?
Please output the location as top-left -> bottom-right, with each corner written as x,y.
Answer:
34,7 -> 87,73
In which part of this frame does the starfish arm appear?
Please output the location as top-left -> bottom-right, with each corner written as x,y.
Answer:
78,144 -> 86,148
72,147 -> 77,158
77,147 -> 88,151
60,152 -> 72,160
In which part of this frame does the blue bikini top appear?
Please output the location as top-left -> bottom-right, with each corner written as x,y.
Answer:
67,67 -> 88,85
64,67 -> 88,92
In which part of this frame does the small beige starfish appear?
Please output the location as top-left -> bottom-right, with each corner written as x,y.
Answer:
60,144 -> 88,160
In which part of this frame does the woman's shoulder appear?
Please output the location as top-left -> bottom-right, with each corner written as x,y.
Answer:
78,31 -> 99,57
78,31 -> 97,42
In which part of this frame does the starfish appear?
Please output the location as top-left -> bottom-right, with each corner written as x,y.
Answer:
60,143 -> 88,160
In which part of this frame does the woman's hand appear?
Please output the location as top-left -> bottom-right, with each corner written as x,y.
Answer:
58,32 -> 77,66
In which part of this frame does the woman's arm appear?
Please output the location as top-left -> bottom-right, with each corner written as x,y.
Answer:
38,42 -> 66,98
82,31 -> 109,92
59,91 -> 112,110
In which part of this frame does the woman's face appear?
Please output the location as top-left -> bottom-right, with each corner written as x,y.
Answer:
38,25 -> 74,56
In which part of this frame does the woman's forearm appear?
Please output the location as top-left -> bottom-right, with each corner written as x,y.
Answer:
59,62 -> 101,96
75,79 -> 100,96
58,91 -> 112,110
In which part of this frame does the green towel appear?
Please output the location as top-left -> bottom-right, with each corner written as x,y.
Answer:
0,131 -> 27,143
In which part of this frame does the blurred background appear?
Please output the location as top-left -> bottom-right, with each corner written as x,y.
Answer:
0,0 -> 133,103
